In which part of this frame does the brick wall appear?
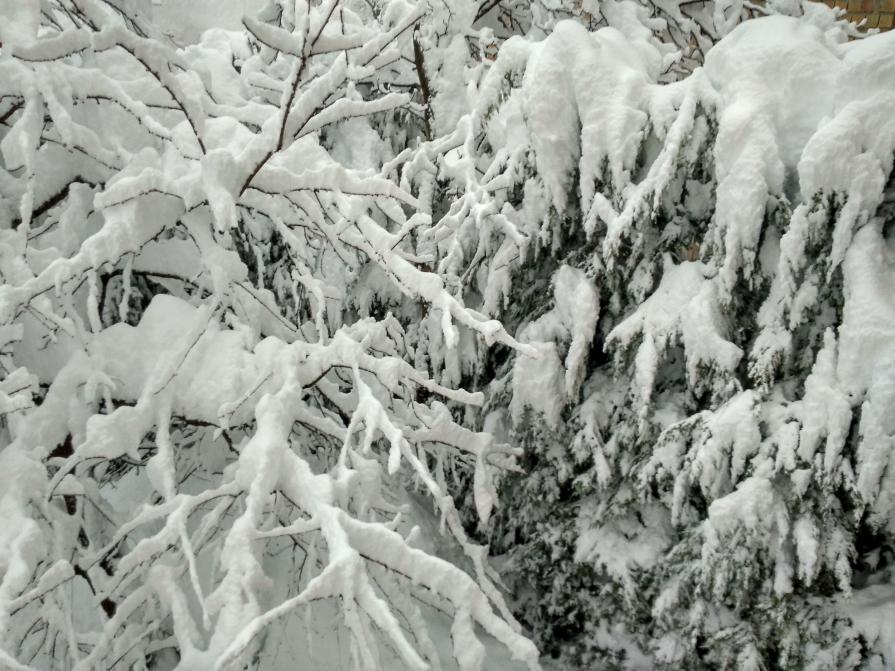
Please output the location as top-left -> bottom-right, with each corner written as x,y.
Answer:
820,0 -> 895,29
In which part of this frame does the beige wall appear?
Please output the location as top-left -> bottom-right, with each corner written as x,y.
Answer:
820,0 -> 895,30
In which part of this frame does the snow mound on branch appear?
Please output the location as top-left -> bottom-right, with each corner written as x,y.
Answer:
703,16 -> 895,297
841,583 -> 895,669
607,259 -> 741,411
705,476 -> 785,544
841,225 -> 895,528
705,17 -> 832,294
92,294 -> 263,424
521,20 -> 656,212
704,16 -> 840,170
511,266 -> 598,426
575,503 -> 674,583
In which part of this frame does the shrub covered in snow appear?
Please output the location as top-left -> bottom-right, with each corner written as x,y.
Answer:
1,0 -> 894,670
0,1 -> 541,669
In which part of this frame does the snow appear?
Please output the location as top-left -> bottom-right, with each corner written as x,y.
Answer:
793,515 -> 820,585
575,503 -> 674,583
0,1 -> 540,660
91,294 -> 261,424
511,265 -> 599,425
704,476 -> 785,544
0,0 -> 40,50
796,330 -> 852,469
521,21 -> 653,213
10,281 -> 529,667
840,224 -> 895,526
2,1 -> 895,669
607,258 -> 741,410
149,0 -> 269,44
842,584 -> 895,669
705,17 -> 840,170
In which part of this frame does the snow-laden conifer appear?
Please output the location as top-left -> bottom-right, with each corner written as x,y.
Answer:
416,3 -> 895,667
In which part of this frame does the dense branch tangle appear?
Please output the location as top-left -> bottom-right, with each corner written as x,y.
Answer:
0,1 -> 539,670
